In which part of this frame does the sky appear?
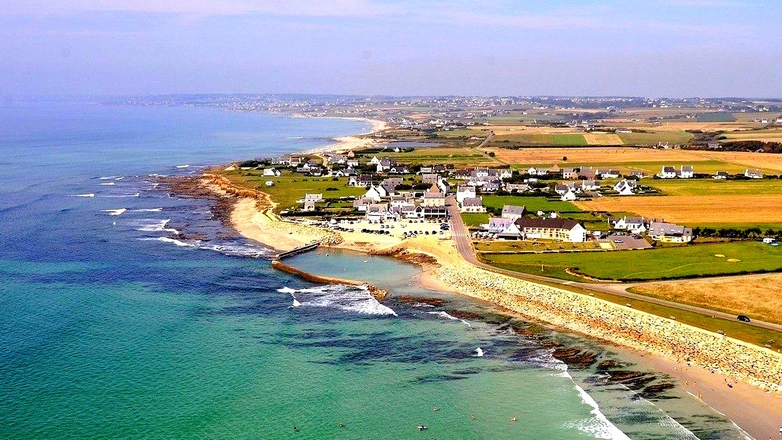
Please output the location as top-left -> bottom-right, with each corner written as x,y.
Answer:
0,0 -> 780,98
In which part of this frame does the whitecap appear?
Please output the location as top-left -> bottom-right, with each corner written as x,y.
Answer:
99,193 -> 139,198
277,285 -> 396,316
103,208 -> 127,216
100,182 -> 115,186
428,311 -> 459,320
99,176 -> 119,180
114,176 -> 124,181
175,164 -> 190,169
140,237 -> 195,247
134,219 -> 179,234
133,208 -> 163,212
204,243 -> 270,258
474,347 -> 484,357
70,193 -> 95,198
565,385 -> 631,440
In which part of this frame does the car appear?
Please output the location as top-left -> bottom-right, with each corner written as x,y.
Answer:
737,315 -> 751,323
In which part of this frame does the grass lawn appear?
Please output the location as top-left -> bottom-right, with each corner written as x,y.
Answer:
482,241 -> 782,281
481,195 -> 579,213
221,171 -> 367,212
461,213 -> 489,227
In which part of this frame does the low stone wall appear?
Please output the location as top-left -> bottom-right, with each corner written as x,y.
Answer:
271,260 -> 387,300
434,263 -> 782,393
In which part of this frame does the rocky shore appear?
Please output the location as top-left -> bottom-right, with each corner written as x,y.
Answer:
434,263 -> 782,393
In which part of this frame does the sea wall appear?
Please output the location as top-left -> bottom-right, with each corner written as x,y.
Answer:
434,263 -> 782,393
271,260 -> 387,300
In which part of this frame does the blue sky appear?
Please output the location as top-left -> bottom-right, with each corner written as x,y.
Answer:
1,0 -> 780,97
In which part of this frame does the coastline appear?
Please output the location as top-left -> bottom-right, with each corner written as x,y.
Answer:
190,119 -> 782,439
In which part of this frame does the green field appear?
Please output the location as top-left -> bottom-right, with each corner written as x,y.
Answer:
481,195 -> 579,213
482,242 -> 782,281
461,213 -> 489,227
696,112 -> 736,122
368,146 -> 500,166
553,134 -> 588,145
617,131 -> 694,146
222,171 -> 367,211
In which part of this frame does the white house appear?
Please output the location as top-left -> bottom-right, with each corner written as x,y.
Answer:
263,168 -> 281,177
744,169 -> 763,179
456,185 -> 477,204
485,217 -> 514,233
304,193 -> 323,203
501,205 -> 526,221
303,200 -> 316,212
561,189 -> 577,201
353,198 -> 374,212
713,171 -> 729,180
658,166 -> 677,179
613,179 -> 637,196
265,181 -> 275,187
368,156 -> 381,165
648,221 -> 693,243
612,216 -> 647,234
460,197 -> 486,213
514,218 -> 587,242
562,168 -> 577,179
363,185 -> 383,202
679,165 -> 694,179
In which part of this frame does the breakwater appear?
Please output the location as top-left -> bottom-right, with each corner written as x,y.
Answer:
434,263 -> 782,393
271,260 -> 388,300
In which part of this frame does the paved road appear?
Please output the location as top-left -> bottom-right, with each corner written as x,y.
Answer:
445,196 -> 782,334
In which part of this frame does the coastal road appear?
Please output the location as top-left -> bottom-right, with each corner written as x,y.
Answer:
445,196 -> 782,334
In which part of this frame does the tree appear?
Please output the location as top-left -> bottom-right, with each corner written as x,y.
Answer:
562,156 -> 568,161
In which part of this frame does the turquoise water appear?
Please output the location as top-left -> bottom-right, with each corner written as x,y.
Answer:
0,101 -> 745,439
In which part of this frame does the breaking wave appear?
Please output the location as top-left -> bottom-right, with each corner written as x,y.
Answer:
277,285 -> 396,316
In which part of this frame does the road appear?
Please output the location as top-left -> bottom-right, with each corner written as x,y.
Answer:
445,196 -> 782,334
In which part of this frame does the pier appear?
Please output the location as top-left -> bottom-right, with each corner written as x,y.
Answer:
274,241 -> 321,260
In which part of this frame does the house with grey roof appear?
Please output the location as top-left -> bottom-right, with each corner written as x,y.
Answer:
648,221 -> 693,243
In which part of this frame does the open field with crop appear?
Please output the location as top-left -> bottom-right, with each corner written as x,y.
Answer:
648,178 -> 782,196
721,129 -> 782,143
485,146 -> 712,165
631,273 -> 782,325
575,195 -> 782,225
461,213 -> 489,227
616,130 -> 694,145
482,242 -> 782,281
583,133 -> 623,145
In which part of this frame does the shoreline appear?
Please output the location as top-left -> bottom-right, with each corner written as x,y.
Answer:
188,117 -> 782,439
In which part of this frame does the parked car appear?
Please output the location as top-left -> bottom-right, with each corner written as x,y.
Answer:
737,315 -> 751,323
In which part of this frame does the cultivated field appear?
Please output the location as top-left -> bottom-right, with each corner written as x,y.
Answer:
648,179 -> 782,196
482,242 -> 782,281
575,195 -> 782,225
631,273 -> 782,325
373,146 -> 500,166
485,146 -> 711,165
582,133 -> 623,145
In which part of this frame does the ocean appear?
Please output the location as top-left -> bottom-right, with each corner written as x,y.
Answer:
0,101 -> 748,439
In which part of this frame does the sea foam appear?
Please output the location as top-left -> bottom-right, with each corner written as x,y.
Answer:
277,285 -> 396,316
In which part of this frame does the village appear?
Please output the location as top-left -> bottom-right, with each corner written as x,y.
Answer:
225,145 -> 781,260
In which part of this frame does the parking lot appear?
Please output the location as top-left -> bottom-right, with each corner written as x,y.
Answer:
331,217 -> 451,239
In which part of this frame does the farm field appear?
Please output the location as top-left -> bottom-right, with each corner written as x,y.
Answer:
575,195 -> 782,226
721,129 -> 782,143
648,178 -> 782,196
482,242 -> 782,281
485,146 -> 709,165
631,273 -> 782,325
582,133 -> 623,145
491,133 -> 588,146
616,130 -> 693,145
368,146 -> 500,166
481,195 -> 579,213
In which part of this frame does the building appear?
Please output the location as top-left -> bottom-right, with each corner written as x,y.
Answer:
421,189 -> 446,207
304,193 -> 322,203
514,218 -> 587,242
486,217 -> 514,233
456,185 -> 476,204
348,175 -> 373,188
744,169 -> 763,179
679,165 -> 694,179
613,179 -> 637,195
561,189 -> 577,201
460,197 -> 486,213
648,221 -> 693,243
611,216 -> 647,234
713,171 -> 729,180
562,168 -> 577,179
658,166 -> 677,179
263,168 -> 281,177
501,205 -> 526,221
